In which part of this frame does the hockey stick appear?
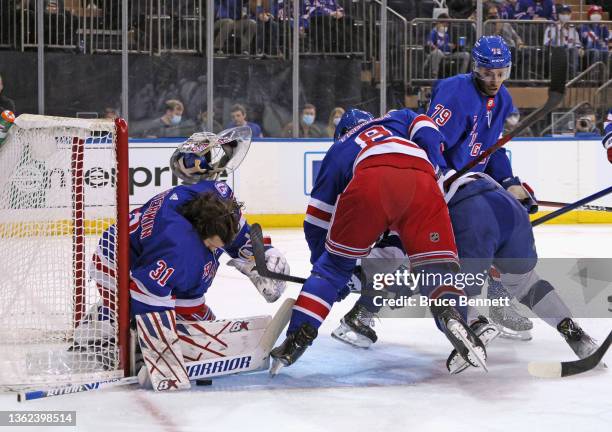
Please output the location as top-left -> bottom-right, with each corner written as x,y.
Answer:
444,46 -> 568,190
531,185 -> 612,227
528,329 -> 612,378
251,223 -> 308,284
18,298 -> 295,402
538,200 -> 612,212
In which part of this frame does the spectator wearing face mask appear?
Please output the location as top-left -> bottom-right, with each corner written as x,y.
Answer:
543,5 -> 582,76
574,105 -> 600,138
503,107 -> 533,136
426,14 -> 471,79
580,6 -> 610,67
283,103 -> 325,138
326,107 -> 345,138
143,99 -> 195,138
486,4 -> 524,49
517,0 -> 555,20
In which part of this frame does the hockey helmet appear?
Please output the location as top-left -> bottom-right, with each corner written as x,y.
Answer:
170,126 -> 252,183
334,108 -> 374,140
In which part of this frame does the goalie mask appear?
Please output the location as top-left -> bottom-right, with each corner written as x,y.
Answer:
170,126 -> 252,183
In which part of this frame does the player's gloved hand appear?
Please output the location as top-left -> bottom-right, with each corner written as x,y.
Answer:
227,238 -> 289,303
603,133 -> 612,164
501,176 -> 538,214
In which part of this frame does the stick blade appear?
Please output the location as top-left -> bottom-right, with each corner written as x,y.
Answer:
528,361 -> 562,378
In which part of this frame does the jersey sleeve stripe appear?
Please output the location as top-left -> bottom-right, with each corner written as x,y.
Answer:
306,205 -> 332,222
308,197 -> 336,213
409,115 -> 439,140
304,214 -> 330,229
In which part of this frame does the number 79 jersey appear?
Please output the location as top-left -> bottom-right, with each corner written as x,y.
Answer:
304,108 -> 446,263
427,74 -> 515,184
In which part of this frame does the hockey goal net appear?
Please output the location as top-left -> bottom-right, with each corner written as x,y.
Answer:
0,115 -> 130,390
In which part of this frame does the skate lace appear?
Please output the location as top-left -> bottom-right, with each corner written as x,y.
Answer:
357,306 -> 378,328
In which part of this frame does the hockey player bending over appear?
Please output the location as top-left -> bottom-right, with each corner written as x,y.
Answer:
79,128 -> 290,388
271,108 -> 488,374
444,172 -> 600,373
427,35 -> 537,338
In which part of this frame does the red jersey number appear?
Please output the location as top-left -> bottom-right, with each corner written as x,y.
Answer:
149,260 -> 175,287
430,104 -> 452,127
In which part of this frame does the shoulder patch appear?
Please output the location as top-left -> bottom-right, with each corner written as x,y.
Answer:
214,181 -> 231,198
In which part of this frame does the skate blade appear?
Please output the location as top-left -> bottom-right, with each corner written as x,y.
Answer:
449,326 -> 499,374
331,327 -> 372,349
269,357 -> 285,377
499,327 -> 532,341
448,320 -> 488,372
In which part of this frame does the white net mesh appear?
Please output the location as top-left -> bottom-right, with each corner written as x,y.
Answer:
0,115 -> 125,390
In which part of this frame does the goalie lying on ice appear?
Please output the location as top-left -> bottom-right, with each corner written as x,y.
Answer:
76,128 -> 291,388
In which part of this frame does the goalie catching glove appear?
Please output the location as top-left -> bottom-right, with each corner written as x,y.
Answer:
501,176 -> 538,214
227,236 -> 289,302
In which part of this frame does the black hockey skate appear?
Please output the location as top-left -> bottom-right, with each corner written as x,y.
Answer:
557,318 -> 599,360
432,305 -> 488,372
447,316 -> 500,374
331,303 -> 378,349
270,322 -> 318,375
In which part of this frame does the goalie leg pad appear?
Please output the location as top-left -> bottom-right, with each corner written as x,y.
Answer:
136,310 -> 191,392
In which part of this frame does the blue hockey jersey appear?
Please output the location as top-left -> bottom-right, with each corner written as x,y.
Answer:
304,108 -> 446,263
428,74 -> 516,184
93,180 -> 250,317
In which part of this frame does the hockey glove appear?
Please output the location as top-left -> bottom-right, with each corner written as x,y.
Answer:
502,176 -> 538,214
603,132 -> 612,164
227,238 -> 289,302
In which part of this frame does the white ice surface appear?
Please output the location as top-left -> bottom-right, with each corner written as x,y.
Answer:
2,225 -> 611,432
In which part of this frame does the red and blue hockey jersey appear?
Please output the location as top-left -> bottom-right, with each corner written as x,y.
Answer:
91,181 -> 250,318
428,74 -> 516,184
304,108 -> 446,263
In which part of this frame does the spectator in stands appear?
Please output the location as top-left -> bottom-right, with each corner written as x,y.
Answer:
325,107 -> 345,138
293,0 -> 353,53
143,99 -> 195,138
500,0 -> 523,19
580,6 -> 610,67
426,14 -> 470,80
0,74 -> 16,113
282,103 -> 325,138
574,105 -> 601,138
226,104 -> 263,137
253,0 -> 281,55
517,0 -> 556,20
198,110 -> 223,133
104,107 -> 119,120
543,5 -> 583,76
214,0 -> 257,54
486,3 -> 524,49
